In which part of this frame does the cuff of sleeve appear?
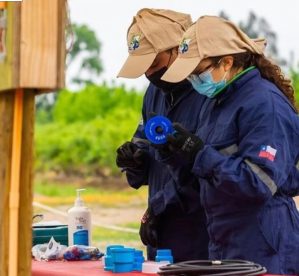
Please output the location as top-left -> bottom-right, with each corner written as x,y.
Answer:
126,167 -> 147,189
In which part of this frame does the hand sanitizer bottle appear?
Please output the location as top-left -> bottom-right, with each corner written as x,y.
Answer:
68,189 -> 91,246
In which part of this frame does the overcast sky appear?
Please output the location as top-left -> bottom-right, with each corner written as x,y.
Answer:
68,0 -> 299,91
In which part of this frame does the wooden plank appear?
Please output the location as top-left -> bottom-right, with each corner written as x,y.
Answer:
0,91 -> 14,276
20,0 -> 59,88
0,3 -> 20,92
0,0 -> 65,92
56,0 -> 66,88
0,90 -> 35,276
18,90 -> 35,276
9,89 -> 23,276
12,3 -> 21,89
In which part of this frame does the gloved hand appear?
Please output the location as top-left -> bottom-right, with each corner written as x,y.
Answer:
166,123 -> 204,163
150,142 -> 173,159
116,142 -> 148,169
139,207 -> 158,248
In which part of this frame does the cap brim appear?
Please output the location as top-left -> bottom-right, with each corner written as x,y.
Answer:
161,56 -> 201,83
117,53 -> 157,78
252,38 -> 267,52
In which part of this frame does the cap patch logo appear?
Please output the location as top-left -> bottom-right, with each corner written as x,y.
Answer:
129,35 -> 141,51
179,38 -> 191,54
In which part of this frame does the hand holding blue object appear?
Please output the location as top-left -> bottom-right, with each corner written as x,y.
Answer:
167,123 -> 204,163
145,116 -> 204,163
144,115 -> 174,145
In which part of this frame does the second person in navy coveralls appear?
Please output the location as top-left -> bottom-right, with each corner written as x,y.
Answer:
116,9 -> 209,262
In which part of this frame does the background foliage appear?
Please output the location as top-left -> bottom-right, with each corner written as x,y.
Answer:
35,85 -> 143,176
35,19 -> 299,178
35,73 -> 299,177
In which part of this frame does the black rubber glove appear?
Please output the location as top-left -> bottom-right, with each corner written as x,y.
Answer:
166,123 -> 204,163
150,142 -> 173,159
116,142 -> 148,169
139,207 -> 158,248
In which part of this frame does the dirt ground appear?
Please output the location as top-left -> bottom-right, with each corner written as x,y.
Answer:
34,205 -> 145,227
36,172 -> 299,209
36,197 -> 299,228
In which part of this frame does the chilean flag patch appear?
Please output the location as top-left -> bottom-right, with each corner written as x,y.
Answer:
258,145 -> 277,161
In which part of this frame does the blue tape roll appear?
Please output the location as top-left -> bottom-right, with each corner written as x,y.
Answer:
145,116 -> 173,144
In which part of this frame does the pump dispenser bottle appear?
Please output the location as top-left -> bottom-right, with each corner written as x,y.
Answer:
68,189 -> 91,246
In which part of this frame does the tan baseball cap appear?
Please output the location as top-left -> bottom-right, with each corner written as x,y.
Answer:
117,8 -> 192,78
162,15 -> 267,82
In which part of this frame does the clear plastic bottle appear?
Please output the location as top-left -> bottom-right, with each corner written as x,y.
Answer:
67,189 -> 91,246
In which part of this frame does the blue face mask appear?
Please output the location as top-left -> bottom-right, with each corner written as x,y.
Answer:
188,68 -> 228,98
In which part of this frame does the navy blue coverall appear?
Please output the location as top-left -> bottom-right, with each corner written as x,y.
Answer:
126,80 -> 209,262
191,69 -> 299,274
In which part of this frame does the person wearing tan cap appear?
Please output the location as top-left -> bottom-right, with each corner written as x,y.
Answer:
116,9 -> 210,262
160,15 -> 299,274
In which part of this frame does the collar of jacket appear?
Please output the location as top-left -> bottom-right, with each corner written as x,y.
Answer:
215,68 -> 260,105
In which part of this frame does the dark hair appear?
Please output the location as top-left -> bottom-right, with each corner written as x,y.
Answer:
210,53 -> 298,112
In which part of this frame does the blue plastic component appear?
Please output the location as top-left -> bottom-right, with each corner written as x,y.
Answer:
111,247 -> 135,263
73,230 -> 89,246
155,249 -> 173,264
145,115 -> 174,144
106,245 -> 124,255
104,245 -> 124,271
104,245 -> 144,273
112,263 -> 134,273
133,250 -> 145,271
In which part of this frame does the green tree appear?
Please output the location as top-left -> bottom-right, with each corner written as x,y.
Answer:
67,23 -> 103,85
35,92 -> 56,124
35,84 -> 144,175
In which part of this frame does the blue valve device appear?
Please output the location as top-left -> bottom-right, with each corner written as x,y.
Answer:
145,115 -> 174,144
104,245 -> 145,273
155,249 -> 173,263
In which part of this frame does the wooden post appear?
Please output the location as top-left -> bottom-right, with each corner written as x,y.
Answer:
0,91 -> 14,276
0,89 -> 35,276
8,88 -> 24,276
0,1 -> 66,275
17,90 -> 35,276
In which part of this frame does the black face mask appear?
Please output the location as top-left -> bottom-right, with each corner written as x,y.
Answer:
146,67 -> 178,93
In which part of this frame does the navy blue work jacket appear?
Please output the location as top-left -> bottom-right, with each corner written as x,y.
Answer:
192,69 -> 299,274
